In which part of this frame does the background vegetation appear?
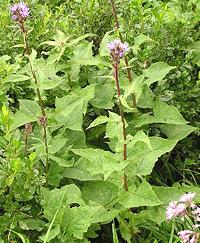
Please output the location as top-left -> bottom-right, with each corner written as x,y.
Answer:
0,0 -> 199,242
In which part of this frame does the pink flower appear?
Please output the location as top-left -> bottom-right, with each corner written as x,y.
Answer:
178,230 -> 194,243
180,193 -> 196,206
10,2 -> 30,21
178,231 -> 199,243
107,39 -> 129,62
166,201 -> 186,220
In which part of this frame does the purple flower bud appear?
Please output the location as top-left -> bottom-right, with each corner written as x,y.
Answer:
10,2 -> 30,22
107,39 -> 129,62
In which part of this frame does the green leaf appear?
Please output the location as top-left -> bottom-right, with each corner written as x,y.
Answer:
112,221 -> 119,243
71,42 -> 94,66
41,184 -> 85,224
11,100 -> 41,131
130,130 -> 152,151
90,83 -> 115,109
117,181 -> 162,208
55,85 -> 95,131
5,74 -> 31,83
11,231 -> 30,243
82,181 -> 119,206
72,148 -> 128,180
99,31 -> 114,57
63,161 -> 102,181
132,34 -> 154,54
63,206 -> 100,240
87,116 -> 109,129
48,135 -> 67,154
68,33 -> 95,47
143,62 -> 176,86
118,217 -> 131,243
92,207 -> 118,223
134,34 -> 154,47
136,100 -> 187,127
124,75 -> 144,103
160,124 -> 197,140
137,84 -> 154,109
41,226 -> 60,243
131,137 -> 177,176
153,186 -> 183,204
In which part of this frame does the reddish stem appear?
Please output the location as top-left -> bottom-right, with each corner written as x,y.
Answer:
114,62 -> 128,192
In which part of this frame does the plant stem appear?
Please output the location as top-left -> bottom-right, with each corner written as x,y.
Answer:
110,0 -> 136,108
21,22 -> 49,183
24,133 -> 28,155
114,62 -> 128,192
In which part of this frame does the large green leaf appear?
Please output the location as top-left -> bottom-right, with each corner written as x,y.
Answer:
90,83 -> 115,109
55,85 -> 95,131
136,100 -> 187,127
82,181 -> 119,206
143,62 -> 176,86
117,181 -> 162,208
160,124 -> 197,140
41,184 -> 85,224
72,148 -> 128,180
126,136 -> 178,177
63,206 -> 100,240
131,137 -> 178,176
71,42 -> 94,66
11,100 -> 41,131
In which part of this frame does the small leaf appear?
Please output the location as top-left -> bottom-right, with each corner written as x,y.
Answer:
5,74 -> 31,83
11,100 -> 41,131
87,116 -> 109,129
99,31 -> 114,57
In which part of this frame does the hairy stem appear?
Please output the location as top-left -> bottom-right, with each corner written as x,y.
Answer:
110,0 -> 136,108
21,22 -> 49,183
114,63 -> 128,192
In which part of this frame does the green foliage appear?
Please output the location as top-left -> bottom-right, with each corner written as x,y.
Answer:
0,0 -> 199,242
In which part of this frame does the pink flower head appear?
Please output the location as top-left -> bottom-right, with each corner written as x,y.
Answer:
178,230 -> 194,243
107,39 -> 129,61
166,201 -> 186,220
180,193 -> 196,206
10,2 -> 30,21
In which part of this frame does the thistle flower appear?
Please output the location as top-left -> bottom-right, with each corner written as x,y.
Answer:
10,2 -> 30,22
166,201 -> 186,220
107,39 -> 128,62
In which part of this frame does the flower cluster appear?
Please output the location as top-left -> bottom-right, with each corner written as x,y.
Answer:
107,39 -> 128,62
10,2 -> 30,22
166,193 -> 195,220
166,193 -> 200,243
178,230 -> 199,243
